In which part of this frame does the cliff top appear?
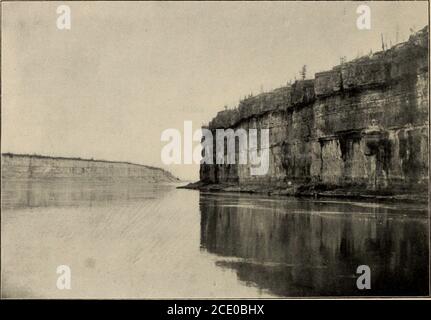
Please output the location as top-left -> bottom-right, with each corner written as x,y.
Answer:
208,25 -> 428,129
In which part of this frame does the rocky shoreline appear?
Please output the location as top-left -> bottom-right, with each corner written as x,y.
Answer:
197,27 -> 429,199
178,181 -> 428,203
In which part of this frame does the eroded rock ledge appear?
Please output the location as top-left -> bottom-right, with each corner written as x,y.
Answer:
1,153 -> 179,183
186,26 -> 429,201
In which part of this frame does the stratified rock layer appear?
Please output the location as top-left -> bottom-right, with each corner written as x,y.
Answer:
200,27 -> 429,197
1,153 -> 178,183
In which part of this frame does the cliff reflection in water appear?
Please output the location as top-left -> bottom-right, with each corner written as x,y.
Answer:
1,179 -> 428,297
199,193 -> 429,296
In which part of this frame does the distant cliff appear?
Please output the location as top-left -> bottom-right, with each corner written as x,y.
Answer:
196,26 -> 429,200
1,153 -> 179,182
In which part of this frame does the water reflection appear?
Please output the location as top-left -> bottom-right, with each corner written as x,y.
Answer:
2,179 -> 268,298
1,179 -> 175,210
200,193 -> 429,296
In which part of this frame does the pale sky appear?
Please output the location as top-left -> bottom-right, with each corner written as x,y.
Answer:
1,1 -> 428,180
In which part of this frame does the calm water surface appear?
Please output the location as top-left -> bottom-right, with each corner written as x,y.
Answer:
1,179 -> 429,298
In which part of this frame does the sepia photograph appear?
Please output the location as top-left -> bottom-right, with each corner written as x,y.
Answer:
0,0 -> 430,305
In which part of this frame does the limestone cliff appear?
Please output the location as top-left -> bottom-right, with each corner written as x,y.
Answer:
198,26 -> 429,199
1,153 -> 179,183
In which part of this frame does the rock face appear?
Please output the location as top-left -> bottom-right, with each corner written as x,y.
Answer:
199,26 -> 429,197
1,153 -> 179,183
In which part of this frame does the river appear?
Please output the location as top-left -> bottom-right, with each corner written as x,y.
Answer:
1,179 -> 429,298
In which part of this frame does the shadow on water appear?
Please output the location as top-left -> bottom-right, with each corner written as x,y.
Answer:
199,192 -> 429,297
